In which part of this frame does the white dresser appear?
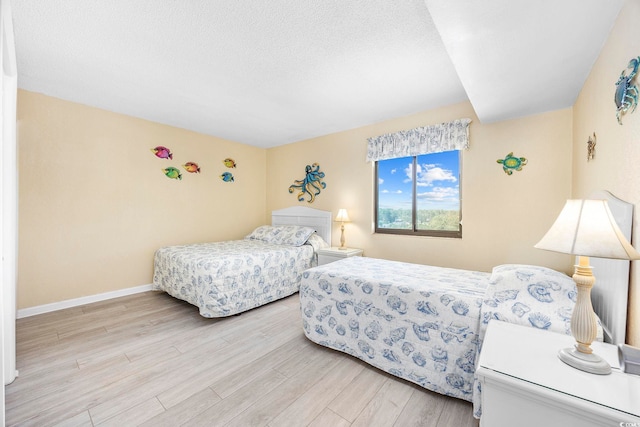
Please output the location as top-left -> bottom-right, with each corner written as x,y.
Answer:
317,247 -> 363,265
476,321 -> 640,427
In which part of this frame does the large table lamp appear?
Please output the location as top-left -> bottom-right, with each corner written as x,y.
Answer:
335,209 -> 350,250
535,199 -> 640,375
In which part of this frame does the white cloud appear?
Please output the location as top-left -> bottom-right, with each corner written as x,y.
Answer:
416,163 -> 457,187
403,163 -> 417,183
417,186 -> 459,203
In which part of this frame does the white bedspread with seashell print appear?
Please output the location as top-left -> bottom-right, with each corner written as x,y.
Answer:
153,239 -> 316,317
299,257 -> 581,418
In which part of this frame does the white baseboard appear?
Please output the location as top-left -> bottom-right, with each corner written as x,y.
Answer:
17,284 -> 155,319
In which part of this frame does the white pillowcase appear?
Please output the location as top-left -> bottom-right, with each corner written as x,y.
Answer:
244,225 -> 275,242
245,225 -> 317,246
482,264 -> 578,335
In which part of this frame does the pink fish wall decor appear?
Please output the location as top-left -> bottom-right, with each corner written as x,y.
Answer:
151,146 -> 173,160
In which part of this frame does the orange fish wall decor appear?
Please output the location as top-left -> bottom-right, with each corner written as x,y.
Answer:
183,162 -> 200,173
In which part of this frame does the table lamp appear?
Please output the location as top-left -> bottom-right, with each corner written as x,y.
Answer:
335,209 -> 350,250
535,199 -> 640,374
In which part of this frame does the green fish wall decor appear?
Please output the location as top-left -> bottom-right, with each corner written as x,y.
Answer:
223,158 -> 237,168
163,167 -> 182,180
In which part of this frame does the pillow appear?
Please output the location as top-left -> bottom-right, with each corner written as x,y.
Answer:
245,225 -> 317,246
482,264 -> 578,336
244,225 -> 275,242
305,233 -> 330,251
269,225 -> 316,246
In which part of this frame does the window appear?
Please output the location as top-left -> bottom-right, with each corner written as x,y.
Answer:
375,150 -> 461,238
367,117 -> 470,238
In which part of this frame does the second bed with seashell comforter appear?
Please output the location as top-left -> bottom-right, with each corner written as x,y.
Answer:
299,257 -> 587,418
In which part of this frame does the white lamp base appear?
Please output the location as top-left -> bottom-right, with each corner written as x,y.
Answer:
558,347 -> 611,375
339,223 -> 346,249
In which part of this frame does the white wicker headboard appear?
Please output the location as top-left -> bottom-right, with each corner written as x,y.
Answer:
588,190 -> 633,345
271,206 -> 332,247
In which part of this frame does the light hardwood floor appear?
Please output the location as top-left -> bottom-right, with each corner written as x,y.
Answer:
6,292 -> 480,427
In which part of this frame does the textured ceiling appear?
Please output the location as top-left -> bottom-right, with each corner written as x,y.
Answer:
11,0 -> 623,148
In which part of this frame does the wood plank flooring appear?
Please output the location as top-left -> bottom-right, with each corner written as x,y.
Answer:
6,291 -> 479,427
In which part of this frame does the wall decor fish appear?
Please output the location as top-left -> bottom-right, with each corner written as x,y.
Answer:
220,172 -> 234,182
163,167 -> 182,180
183,162 -> 200,173
223,158 -> 237,168
151,146 -> 173,159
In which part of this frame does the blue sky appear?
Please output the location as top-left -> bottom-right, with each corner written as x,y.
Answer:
377,151 -> 460,211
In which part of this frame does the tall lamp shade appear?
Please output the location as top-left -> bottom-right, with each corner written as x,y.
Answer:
335,209 -> 350,250
535,199 -> 640,374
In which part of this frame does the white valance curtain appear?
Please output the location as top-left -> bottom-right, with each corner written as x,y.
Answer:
366,118 -> 471,162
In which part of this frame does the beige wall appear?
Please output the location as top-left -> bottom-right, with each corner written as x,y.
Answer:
267,101 -> 574,274
572,0 -> 640,345
17,90 -> 267,308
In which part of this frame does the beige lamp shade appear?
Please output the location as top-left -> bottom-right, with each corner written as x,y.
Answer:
335,209 -> 350,223
534,199 -> 640,260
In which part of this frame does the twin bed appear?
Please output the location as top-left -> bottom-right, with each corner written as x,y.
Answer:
153,192 -> 632,418
300,258 -> 591,417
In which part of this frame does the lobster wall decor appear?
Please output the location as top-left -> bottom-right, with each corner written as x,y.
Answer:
615,56 -> 639,125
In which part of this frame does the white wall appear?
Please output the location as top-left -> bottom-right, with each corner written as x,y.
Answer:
1,2 -> 18,423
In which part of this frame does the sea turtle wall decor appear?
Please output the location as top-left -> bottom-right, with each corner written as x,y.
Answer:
587,133 -> 596,162
497,152 -> 527,175
288,162 -> 326,203
615,56 -> 639,125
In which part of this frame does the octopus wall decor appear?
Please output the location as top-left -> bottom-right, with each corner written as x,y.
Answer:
288,163 -> 326,203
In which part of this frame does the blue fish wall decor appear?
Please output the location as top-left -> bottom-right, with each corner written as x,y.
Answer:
220,172 -> 234,182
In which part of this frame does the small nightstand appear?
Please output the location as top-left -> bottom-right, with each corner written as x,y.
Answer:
317,247 -> 363,265
476,321 -> 640,427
